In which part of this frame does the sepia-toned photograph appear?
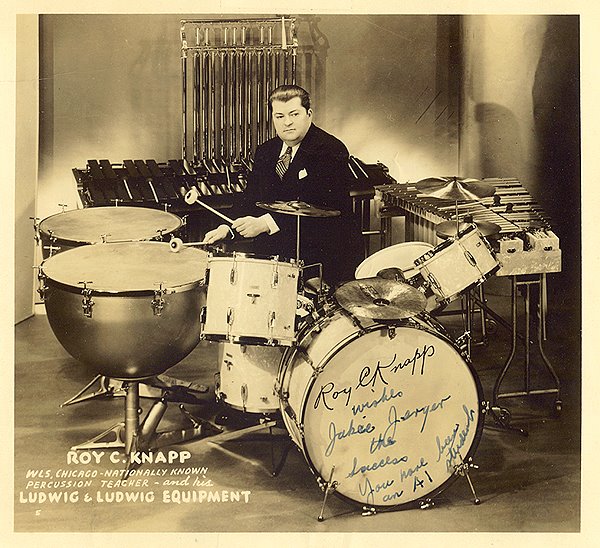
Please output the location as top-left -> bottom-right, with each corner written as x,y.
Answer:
6,1 -> 594,545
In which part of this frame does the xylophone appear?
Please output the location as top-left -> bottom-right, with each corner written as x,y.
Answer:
376,177 -> 561,276
73,159 -> 247,213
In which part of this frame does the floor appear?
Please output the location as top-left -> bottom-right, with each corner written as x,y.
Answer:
12,274 -> 582,542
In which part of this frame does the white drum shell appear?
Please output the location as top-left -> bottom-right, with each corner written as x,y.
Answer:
355,241 -> 438,312
355,241 -> 434,281
216,343 -> 284,413
203,254 -> 299,345
279,307 -> 483,508
418,227 -> 499,304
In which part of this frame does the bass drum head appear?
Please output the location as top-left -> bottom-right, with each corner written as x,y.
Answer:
300,323 -> 483,510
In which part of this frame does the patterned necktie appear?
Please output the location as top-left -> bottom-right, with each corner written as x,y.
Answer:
275,146 -> 293,179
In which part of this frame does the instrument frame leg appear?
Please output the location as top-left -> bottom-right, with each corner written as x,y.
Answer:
492,275 -> 562,420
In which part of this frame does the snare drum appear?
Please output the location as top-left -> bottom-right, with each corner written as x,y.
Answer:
355,242 -> 438,312
202,253 -> 300,346
39,241 -> 207,379
216,342 -> 284,413
278,305 -> 484,509
415,225 -> 499,305
38,206 -> 182,258
355,241 -> 434,281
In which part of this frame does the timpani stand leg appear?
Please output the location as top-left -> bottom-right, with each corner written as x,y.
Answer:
490,275 -> 562,431
61,374 -> 208,407
70,381 -> 222,460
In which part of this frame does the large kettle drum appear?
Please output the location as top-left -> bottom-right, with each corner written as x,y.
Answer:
37,206 -> 183,258
39,241 -> 208,379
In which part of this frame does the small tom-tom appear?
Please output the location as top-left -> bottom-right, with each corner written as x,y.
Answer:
202,252 -> 300,346
415,224 -> 499,305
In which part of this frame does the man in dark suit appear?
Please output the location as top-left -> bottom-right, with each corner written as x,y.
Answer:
203,85 -> 362,287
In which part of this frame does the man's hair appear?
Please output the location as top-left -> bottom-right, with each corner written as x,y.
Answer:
268,85 -> 311,112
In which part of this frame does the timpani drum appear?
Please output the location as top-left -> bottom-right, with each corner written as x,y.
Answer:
38,206 -> 182,258
277,305 -> 484,509
39,241 -> 207,379
201,252 -> 300,346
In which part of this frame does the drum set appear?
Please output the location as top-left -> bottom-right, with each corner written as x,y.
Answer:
34,177 -> 503,517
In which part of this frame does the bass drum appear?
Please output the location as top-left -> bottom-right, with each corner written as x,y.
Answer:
278,306 -> 484,510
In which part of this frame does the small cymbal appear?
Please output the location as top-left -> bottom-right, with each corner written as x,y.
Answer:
436,220 -> 501,239
256,200 -> 340,217
334,278 -> 427,320
414,176 -> 496,201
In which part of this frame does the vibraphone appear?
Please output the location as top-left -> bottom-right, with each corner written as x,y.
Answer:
377,176 -> 562,416
376,177 -> 561,276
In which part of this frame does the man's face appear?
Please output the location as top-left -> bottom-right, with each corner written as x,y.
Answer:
271,97 -> 312,146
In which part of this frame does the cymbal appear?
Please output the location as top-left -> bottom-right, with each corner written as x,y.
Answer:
256,200 -> 341,218
414,176 -> 496,201
435,220 -> 501,239
334,278 -> 427,320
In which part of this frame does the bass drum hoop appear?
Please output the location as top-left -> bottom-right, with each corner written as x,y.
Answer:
284,309 -> 485,512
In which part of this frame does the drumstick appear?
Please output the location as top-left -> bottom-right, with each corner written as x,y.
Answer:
184,186 -> 234,224
169,237 -> 215,253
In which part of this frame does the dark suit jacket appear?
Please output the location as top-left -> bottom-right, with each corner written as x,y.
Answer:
231,123 -> 362,287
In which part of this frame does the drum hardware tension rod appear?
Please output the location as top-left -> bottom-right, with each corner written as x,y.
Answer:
317,465 -> 338,522
29,216 -> 40,245
419,498 -> 435,510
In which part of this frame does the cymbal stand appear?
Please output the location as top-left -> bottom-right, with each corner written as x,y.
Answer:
296,214 -> 301,263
